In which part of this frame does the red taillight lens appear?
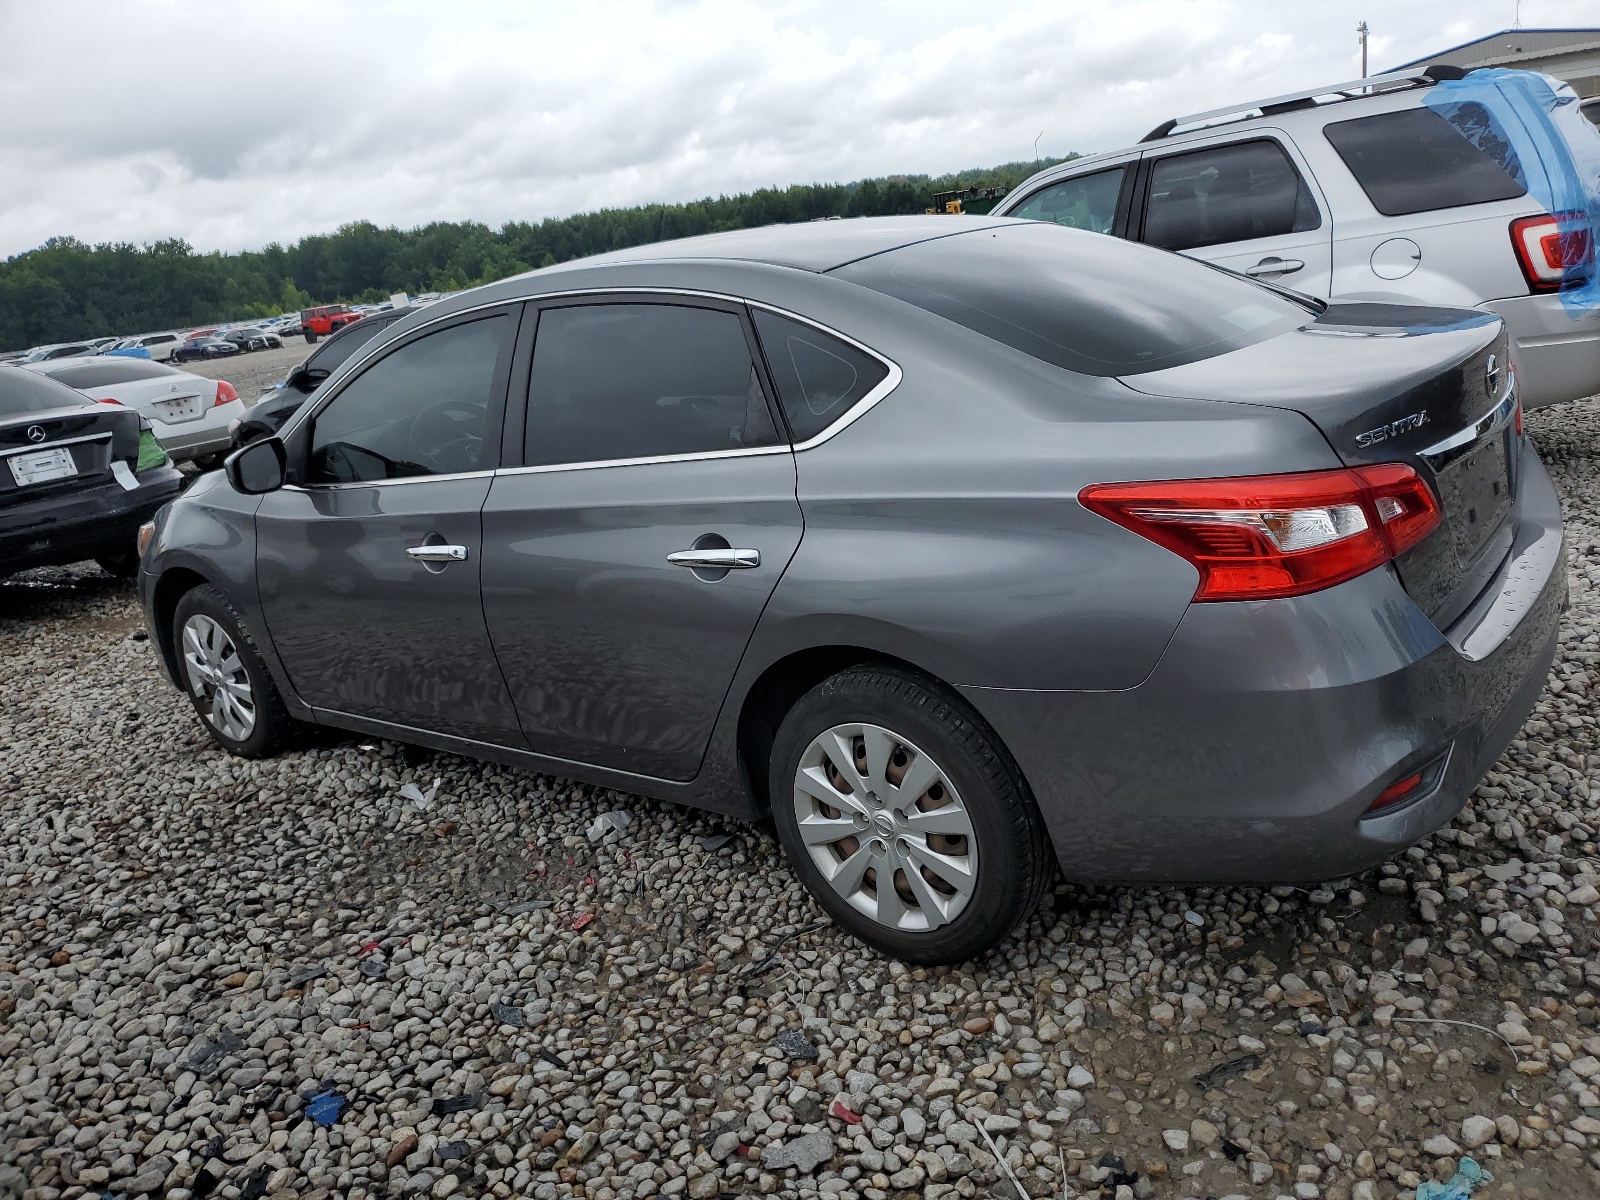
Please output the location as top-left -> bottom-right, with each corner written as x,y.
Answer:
1079,464 -> 1442,602
1510,212 -> 1594,292
214,380 -> 238,407
95,396 -> 123,405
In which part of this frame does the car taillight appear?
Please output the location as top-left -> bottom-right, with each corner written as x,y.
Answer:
1510,212 -> 1594,292
95,396 -> 123,405
215,380 -> 238,406
1079,464 -> 1442,602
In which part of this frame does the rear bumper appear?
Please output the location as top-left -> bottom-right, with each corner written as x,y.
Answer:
0,466 -> 183,574
151,401 -> 244,460
961,438 -> 1566,883
1483,293 -> 1600,408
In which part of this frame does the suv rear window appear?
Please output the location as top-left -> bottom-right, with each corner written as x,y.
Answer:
46,360 -> 179,388
833,222 -> 1309,377
1323,103 -> 1527,216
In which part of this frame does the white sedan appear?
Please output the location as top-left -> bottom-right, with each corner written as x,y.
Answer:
20,356 -> 245,467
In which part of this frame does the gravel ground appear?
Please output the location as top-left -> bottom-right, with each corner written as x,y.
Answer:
182,342 -> 309,402
2,400 -> 1598,1200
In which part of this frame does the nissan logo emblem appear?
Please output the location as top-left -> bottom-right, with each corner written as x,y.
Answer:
1484,353 -> 1500,396
26,425 -> 46,443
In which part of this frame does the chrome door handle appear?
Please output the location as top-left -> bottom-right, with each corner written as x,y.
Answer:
1245,257 -> 1305,277
666,548 -> 760,569
406,544 -> 469,563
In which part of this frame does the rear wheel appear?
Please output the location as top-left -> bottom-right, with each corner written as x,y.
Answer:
304,330 -> 319,344
95,548 -> 140,578
768,665 -> 1053,964
172,584 -> 300,757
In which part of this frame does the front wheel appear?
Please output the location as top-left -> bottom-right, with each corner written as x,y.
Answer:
304,330 -> 319,344
172,584 -> 301,757
769,665 -> 1054,964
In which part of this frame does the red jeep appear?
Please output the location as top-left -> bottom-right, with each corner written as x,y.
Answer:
299,305 -> 362,343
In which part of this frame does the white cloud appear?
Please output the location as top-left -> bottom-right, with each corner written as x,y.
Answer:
0,0 -> 1594,256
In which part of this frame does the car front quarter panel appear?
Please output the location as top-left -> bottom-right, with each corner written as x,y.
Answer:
136,474 -> 301,712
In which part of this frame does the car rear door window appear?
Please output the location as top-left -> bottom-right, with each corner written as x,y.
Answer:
1143,139 -> 1321,252
1006,167 -> 1127,234
523,303 -> 780,466
309,314 -> 511,484
1322,103 -> 1527,216
750,309 -> 890,443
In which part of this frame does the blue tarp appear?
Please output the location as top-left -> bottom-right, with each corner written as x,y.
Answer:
1424,69 -> 1600,316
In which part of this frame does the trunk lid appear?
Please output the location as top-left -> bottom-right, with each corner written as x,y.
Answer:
1120,302 -> 1516,627
0,402 -> 143,508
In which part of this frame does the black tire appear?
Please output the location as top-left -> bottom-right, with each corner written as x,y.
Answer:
171,584 -> 301,757
304,330 -> 319,344
191,453 -> 225,472
768,664 -> 1054,964
95,548 -> 140,578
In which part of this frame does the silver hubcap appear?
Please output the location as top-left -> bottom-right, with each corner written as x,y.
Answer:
792,722 -> 977,932
181,614 -> 255,741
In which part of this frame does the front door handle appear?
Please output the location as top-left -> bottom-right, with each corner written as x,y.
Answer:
406,544 -> 469,563
666,548 -> 760,569
1245,256 -> 1305,277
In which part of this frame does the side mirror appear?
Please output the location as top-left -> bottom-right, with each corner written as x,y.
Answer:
225,437 -> 287,494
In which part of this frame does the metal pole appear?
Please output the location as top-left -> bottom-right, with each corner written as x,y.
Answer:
1358,20 -> 1369,78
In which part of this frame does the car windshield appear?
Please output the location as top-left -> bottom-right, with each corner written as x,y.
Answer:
833,222 -> 1309,376
0,368 -> 92,415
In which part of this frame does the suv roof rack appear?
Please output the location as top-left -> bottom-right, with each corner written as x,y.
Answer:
1138,64 -> 1469,142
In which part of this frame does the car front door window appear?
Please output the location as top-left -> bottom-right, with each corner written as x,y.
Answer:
309,315 -> 511,483
1007,166 -> 1127,235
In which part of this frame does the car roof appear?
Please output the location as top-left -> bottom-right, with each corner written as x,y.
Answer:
542,214 -> 1014,274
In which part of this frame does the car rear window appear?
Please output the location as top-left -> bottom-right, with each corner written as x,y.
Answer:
0,368 -> 92,416
832,222 -> 1309,377
1323,103 -> 1527,216
46,360 -> 180,388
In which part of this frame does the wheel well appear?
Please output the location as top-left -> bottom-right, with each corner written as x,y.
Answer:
150,567 -> 209,686
736,646 -> 941,817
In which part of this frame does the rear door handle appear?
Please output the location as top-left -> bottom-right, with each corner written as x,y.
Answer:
666,548 -> 760,569
406,544 -> 469,563
1245,257 -> 1305,277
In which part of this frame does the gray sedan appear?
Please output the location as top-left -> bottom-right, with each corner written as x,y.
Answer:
136,215 -> 1564,964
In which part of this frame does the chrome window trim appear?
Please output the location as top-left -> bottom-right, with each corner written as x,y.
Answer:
0,431 -> 113,459
284,468 -> 497,492
277,286 -> 903,465
494,444 -> 792,479
1418,376 -> 1517,471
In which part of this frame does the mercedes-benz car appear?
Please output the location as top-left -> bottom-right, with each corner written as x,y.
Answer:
136,216 -> 1564,964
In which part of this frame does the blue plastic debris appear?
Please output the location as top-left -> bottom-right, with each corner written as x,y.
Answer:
1425,70 -> 1600,317
305,1089 -> 346,1127
1416,1155 -> 1492,1200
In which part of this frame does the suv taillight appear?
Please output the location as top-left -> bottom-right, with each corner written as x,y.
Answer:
1511,212 -> 1594,292
1079,465 -> 1441,602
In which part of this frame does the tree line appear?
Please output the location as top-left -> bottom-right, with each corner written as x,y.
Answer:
0,157 -> 1073,351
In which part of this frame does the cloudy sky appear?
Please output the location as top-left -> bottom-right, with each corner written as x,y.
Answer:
0,0 -> 1594,258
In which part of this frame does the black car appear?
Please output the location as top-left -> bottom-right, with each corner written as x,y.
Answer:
231,306 -> 415,448
220,327 -> 282,352
172,337 -> 240,364
1,367 -> 183,577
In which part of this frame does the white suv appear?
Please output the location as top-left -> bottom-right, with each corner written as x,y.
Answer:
992,66 -> 1599,408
